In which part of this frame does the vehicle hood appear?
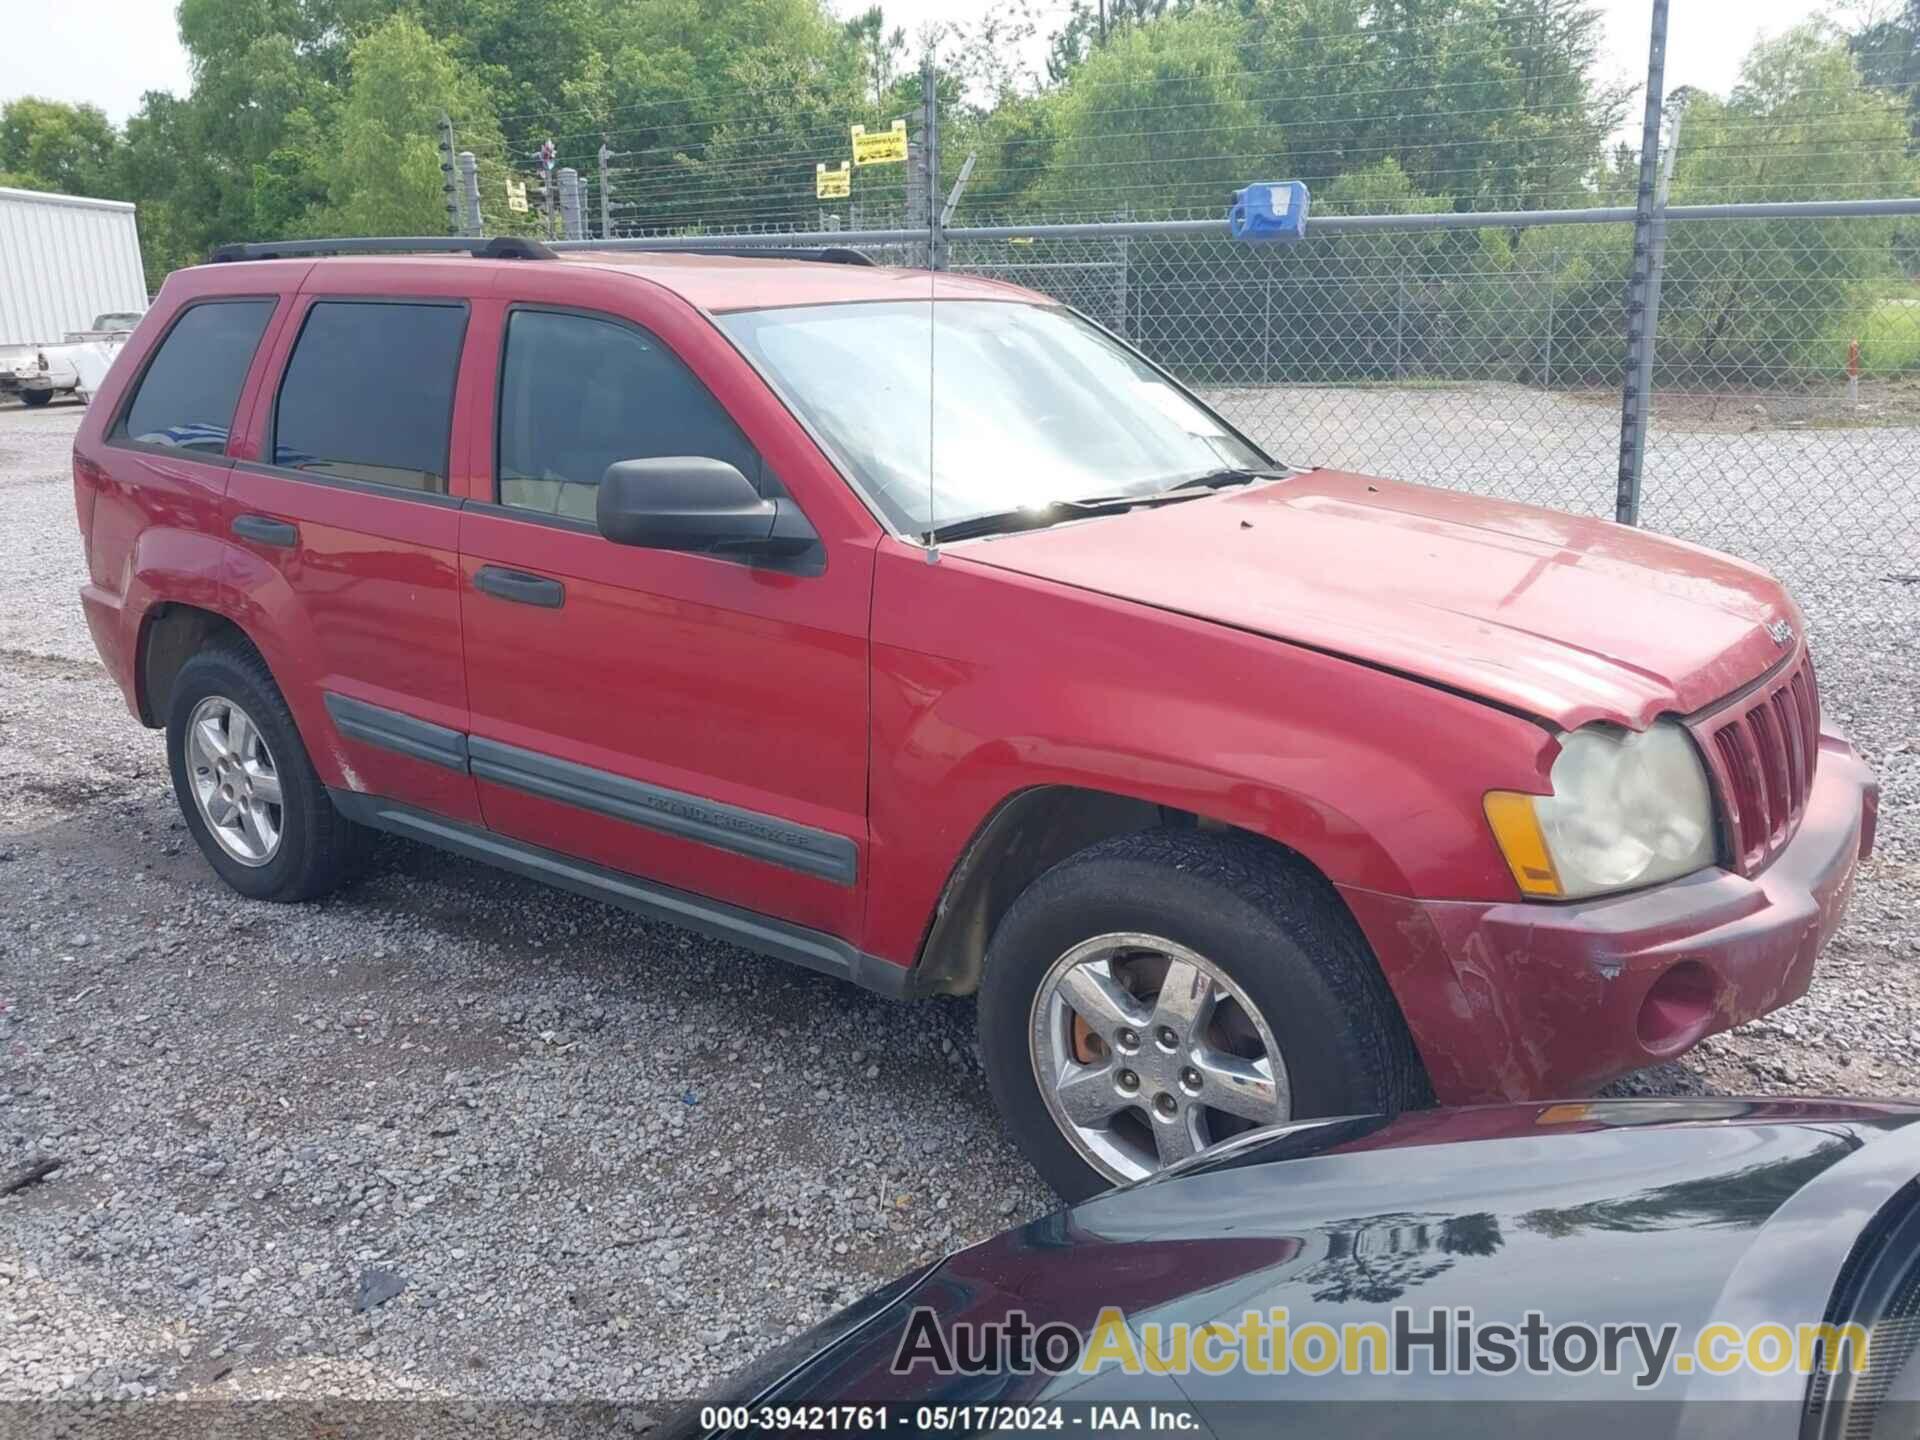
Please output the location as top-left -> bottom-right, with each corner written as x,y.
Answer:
955,472 -> 1800,729
737,1099 -> 1920,1411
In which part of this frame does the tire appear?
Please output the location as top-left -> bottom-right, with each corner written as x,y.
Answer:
977,828 -> 1428,1202
165,640 -> 368,902
20,389 -> 52,408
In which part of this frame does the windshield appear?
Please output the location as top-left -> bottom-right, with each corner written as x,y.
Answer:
718,300 -> 1270,537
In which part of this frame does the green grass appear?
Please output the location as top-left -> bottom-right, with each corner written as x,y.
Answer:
1826,281 -> 1920,377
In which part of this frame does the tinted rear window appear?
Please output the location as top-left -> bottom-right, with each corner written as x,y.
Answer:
273,301 -> 467,493
119,300 -> 275,454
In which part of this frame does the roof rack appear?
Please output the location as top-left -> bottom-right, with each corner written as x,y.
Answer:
549,242 -> 876,267
206,236 -> 879,268
209,236 -> 556,263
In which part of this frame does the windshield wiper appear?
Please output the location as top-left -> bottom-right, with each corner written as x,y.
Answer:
1153,466 -> 1290,495
926,469 -> 1290,546
925,500 -> 1128,545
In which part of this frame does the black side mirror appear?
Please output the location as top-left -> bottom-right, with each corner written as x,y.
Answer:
596,457 -> 818,560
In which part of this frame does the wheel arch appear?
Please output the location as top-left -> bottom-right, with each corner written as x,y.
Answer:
134,601 -> 260,727
908,784 -> 1366,999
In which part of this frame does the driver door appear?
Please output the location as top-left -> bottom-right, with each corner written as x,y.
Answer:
455,279 -> 879,944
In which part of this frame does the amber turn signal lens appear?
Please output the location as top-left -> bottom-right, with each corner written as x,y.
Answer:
1483,791 -> 1564,897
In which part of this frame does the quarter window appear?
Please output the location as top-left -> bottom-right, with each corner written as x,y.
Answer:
496,308 -> 765,521
118,300 -> 276,454
273,301 -> 467,493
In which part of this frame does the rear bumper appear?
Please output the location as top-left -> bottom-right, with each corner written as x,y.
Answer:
1342,728 -> 1877,1105
80,582 -> 143,720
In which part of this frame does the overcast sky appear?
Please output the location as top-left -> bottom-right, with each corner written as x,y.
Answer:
4,0 -> 1837,127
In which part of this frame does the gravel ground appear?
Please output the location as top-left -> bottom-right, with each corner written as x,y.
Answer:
2,387 -> 1916,1407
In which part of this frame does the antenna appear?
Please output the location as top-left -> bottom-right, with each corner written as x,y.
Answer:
922,52 -> 940,563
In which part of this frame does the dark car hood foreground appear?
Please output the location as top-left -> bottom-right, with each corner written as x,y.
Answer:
960,473 -> 1800,731
721,1099 -> 1920,1429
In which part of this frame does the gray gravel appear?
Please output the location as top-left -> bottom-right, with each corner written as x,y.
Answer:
2,387 -> 1916,1403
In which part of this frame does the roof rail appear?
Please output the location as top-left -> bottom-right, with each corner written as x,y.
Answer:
208,236 -> 556,263
549,241 -> 877,267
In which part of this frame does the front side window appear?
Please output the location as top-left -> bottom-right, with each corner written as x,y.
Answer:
272,301 -> 467,493
718,300 -> 1269,536
496,307 -> 764,521
118,300 -> 276,454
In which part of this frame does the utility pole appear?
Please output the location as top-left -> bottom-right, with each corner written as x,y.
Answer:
558,167 -> 583,239
1614,0 -> 1668,526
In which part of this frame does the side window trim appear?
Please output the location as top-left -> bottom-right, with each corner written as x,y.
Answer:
490,301 -> 770,510
105,296 -> 281,464
261,295 -> 471,502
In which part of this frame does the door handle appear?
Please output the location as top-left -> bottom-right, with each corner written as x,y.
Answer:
232,514 -> 297,547
474,565 -> 565,608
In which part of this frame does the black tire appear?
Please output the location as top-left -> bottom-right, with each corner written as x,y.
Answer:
165,640 -> 368,902
977,828 -> 1428,1202
20,389 -> 52,408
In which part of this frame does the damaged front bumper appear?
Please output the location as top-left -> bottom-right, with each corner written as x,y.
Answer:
1343,726 -> 1878,1105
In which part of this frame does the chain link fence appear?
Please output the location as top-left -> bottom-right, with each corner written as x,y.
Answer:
440,47 -> 1920,581
940,214 -> 1920,579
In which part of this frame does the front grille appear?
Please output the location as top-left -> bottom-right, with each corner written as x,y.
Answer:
1698,653 -> 1819,875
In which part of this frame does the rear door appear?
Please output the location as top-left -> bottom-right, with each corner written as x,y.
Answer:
88,293 -> 287,626
455,268 -> 880,944
223,263 -> 485,823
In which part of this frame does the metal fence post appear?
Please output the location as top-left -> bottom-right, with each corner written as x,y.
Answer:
598,142 -> 613,240
1615,0 -> 1669,526
458,152 -> 482,237
437,113 -> 462,236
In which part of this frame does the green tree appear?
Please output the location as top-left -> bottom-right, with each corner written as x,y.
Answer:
1240,0 -> 1624,212
0,98 -> 123,196
1033,9 -> 1283,219
1660,24 -> 1918,379
318,15 -> 504,237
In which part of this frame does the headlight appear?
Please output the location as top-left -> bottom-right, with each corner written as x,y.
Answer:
1484,721 -> 1717,899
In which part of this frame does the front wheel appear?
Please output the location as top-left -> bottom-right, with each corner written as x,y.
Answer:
977,829 -> 1427,1201
19,389 -> 52,408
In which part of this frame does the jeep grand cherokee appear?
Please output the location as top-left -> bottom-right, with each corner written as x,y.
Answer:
71,238 -> 1878,1199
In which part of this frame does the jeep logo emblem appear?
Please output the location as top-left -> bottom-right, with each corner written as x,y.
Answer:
1766,618 -> 1794,647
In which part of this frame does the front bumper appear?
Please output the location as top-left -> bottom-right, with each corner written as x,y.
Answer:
1342,727 -> 1878,1105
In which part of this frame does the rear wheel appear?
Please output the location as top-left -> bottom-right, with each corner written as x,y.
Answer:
165,642 -> 368,901
978,829 -> 1426,1201
20,390 -> 52,408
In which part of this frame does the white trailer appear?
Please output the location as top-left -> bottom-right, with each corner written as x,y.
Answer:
0,187 -> 148,405
0,187 -> 147,344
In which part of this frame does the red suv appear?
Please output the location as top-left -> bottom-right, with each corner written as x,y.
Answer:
72,238 -> 1878,1199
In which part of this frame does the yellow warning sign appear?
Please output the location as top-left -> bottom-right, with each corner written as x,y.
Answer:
851,119 -> 908,166
816,161 -> 850,199
506,177 -> 529,213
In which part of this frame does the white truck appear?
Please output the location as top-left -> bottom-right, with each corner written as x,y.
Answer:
0,187 -> 148,408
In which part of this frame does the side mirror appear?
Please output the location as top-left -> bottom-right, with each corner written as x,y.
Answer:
596,457 -> 818,559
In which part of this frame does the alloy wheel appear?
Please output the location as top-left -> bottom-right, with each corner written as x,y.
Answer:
1028,932 -> 1290,1185
185,695 -> 284,867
